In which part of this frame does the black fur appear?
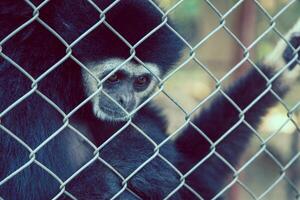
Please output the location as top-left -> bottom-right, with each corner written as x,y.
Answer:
284,33 -> 300,70
0,1 -> 298,199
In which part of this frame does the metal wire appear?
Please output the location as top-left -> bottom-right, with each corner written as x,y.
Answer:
0,0 -> 299,199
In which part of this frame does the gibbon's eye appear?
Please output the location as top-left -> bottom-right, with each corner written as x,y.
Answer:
107,73 -> 120,83
134,75 -> 150,88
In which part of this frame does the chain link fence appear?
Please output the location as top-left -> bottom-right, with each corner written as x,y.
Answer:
0,0 -> 300,199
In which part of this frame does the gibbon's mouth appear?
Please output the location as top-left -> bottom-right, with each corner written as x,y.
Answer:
97,105 -> 130,121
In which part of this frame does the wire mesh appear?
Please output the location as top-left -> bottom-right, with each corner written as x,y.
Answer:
0,0 -> 299,199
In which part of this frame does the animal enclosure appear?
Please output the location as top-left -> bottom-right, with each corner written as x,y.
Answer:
0,0 -> 300,199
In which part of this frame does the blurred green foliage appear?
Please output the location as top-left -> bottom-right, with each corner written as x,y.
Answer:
158,0 -> 300,61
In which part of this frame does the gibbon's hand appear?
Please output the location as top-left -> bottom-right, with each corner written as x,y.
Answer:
284,32 -> 300,70
263,18 -> 300,85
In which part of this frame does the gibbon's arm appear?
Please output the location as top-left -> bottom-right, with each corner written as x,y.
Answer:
176,19 -> 300,170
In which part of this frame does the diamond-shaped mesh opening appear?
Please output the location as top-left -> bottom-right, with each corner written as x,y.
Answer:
2,22 -> 67,78
1,93 -> 65,146
0,163 -> 62,199
64,161 -> 126,199
99,126 -> 157,175
237,151 -> 283,196
0,61 -> 32,113
208,0 -> 243,15
0,2 -> 33,40
37,59 -> 89,113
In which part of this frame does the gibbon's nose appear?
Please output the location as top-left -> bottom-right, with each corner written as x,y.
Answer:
117,94 -> 136,111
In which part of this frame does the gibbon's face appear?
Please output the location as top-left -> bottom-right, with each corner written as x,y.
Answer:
83,59 -> 161,121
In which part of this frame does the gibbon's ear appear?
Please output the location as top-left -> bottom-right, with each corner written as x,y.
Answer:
284,33 -> 300,70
